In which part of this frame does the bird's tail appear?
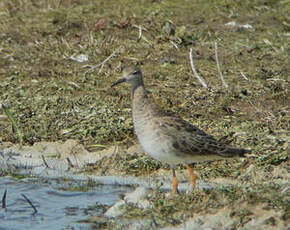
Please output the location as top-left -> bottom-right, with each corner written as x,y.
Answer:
219,147 -> 252,158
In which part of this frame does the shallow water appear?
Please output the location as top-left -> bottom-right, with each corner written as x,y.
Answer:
0,176 -> 132,230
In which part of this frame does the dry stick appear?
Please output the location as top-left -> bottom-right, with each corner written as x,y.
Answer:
150,213 -> 158,228
133,25 -> 152,45
215,42 -> 228,89
133,24 -> 148,31
170,40 -> 179,50
2,189 -> 7,209
66,157 -> 74,168
189,48 -> 208,89
133,24 -> 148,38
84,50 -> 118,76
240,71 -> 249,81
98,50 -> 118,73
137,25 -> 142,42
21,194 -> 38,214
41,155 -> 49,168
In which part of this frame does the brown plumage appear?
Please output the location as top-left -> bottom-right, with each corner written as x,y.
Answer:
112,66 -> 251,194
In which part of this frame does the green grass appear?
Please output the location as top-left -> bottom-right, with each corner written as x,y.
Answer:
0,0 -> 289,229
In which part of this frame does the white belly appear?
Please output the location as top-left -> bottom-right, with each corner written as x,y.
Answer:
135,125 -> 226,166
135,125 -> 181,166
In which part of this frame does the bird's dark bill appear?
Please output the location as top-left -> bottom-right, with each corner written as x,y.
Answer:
111,78 -> 126,87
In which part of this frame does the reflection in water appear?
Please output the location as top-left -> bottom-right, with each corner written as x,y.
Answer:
0,176 -> 131,230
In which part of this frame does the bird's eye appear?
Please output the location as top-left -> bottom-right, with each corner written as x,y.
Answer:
133,70 -> 139,75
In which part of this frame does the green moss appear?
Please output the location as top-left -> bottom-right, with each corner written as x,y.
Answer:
10,173 -> 32,180
58,177 -> 98,192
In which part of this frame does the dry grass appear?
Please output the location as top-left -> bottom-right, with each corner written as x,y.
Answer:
0,0 -> 289,228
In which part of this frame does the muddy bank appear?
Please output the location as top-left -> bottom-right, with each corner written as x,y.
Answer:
0,140 -> 288,229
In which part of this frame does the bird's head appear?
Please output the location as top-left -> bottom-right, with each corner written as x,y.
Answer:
111,66 -> 143,88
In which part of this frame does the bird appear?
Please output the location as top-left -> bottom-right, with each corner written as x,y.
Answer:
111,66 -> 251,194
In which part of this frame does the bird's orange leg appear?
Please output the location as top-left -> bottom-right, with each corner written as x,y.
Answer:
172,169 -> 178,194
186,165 -> 196,190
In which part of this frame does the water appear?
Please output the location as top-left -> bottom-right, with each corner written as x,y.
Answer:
0,176 -> 131,230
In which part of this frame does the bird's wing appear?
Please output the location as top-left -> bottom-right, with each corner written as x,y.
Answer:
155,116 -> 244,157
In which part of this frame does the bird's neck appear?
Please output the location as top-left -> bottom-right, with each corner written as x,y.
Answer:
132,84 -> 148,108
131,84 -> 153,120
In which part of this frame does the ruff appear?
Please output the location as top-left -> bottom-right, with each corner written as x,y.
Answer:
112,66 -> 251,194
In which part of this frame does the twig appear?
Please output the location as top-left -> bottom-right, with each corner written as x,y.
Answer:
150,213 -> 158,228
137,25 -> 142,42
2,104 -> 23,146
66,157 -> 74,168
240,71 -> 249,81
99,50 -> 118,73
2,189 -> 7,209
215,42 -> 228,89
84,50 -> 118,76
266,78 -> 286,82
170,40 -> 179,50
189,48 -> 208,89
132,25 -> 152,44
133,24 -> 148,32
41,155 -> 49,168
21,194 -> 38,214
